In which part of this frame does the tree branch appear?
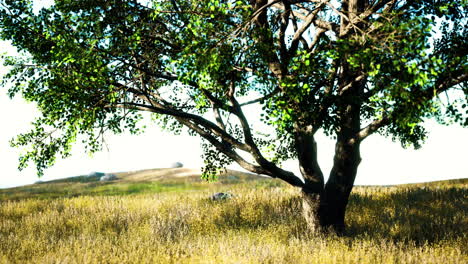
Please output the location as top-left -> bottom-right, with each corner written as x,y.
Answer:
112,84 -> 251,152
293,124 -> 324,191
289,3 -> 325,58
175,117 -> 268,174
227,81 -> 303,186
339,74 -> 367,95
357,71 -> 468,142
278,1 -> 291,64
434,72 -> 468,95
290,10 -> 310,49
272,1 -> 339,33
339,0 -> 397,38
308,27 -> 326,52
356,115 -> 389,141
239,86 -> 280,106
213,106 -> 226,130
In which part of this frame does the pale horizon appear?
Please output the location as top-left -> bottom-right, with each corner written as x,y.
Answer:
1,85 -> 467,189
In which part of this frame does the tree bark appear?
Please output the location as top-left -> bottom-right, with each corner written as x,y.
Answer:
293,125 -> 326,233
323,139 -> 361,232
301,189 -> 323,233
301,139 -> 361,233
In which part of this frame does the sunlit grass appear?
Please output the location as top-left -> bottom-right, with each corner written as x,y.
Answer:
0,175 -> 466,263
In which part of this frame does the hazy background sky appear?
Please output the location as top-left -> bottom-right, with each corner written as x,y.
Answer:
0,1 -> 467,188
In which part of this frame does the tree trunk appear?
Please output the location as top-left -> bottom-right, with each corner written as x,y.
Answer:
301,139 -> 362,233
294,124 -> 362,233
304,15 -> 365,231
302,191 -> 351,234
295,0 -> 366,228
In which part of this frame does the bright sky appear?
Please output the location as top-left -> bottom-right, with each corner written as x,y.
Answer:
0,1 -> 467,189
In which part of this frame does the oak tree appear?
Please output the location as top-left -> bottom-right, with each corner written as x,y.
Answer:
1,0 -> 466,232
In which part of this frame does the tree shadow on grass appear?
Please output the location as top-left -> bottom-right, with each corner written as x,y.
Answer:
345,186 -> 467,245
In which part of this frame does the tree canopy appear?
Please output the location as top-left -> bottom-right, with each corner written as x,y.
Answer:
1,0 -> 467,231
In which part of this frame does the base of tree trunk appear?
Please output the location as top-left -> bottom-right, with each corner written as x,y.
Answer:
301,191 -> 322,233
302,191 -> 346,234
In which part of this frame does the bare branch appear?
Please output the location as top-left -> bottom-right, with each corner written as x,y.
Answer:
213,107 -> 226,130
251,0 -> 282,21
339,74 -> 367,95
111,84 -> 251,152
226,82 -> 303,186
314,19 -> 339,32
278,2 -> 291,63
289,3 -> 325,57
239,86 -> 280,106
272,1 -> 339,33
339,0 -> 397,37
290,10 -> 310,48
356,115 -> 389,141
435,72 -> 468,95
308,27 -> 326,52
175,117 -> 268,174
200,88 -> 234,112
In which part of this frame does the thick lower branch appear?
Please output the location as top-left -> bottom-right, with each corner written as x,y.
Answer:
113,101 -> 304,187
294,124 -> 324,193
179,116 -> 304,187
177,117 -> 266,173
357,116 -> 389,141
113,101 -> 249,153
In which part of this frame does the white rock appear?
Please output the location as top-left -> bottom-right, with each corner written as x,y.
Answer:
169,162 -> 183,168
211,192 -> 233,201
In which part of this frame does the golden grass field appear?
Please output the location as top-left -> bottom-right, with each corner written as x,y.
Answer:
0,168 -> 467,263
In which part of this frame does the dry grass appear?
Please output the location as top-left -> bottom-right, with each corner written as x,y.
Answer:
0,171 -> 466,263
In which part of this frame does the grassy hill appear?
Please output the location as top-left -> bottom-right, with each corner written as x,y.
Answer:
0,169 -> 467,263
0,168 -> 278,201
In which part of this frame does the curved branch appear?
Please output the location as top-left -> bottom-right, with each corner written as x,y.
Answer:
176,117 -> 268,174
114,100 -> 304,187
112,85 -> 251,152
435,72 -> 468,95
227,82 -> 304,186
356,115 -> 389,141
357,71 -> 468,142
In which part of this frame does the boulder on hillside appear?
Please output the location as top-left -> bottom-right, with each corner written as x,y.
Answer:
100,174 -> 117,181
88,171 -> 105,177
169,162 -> 183,168
210,192 -> 233,201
